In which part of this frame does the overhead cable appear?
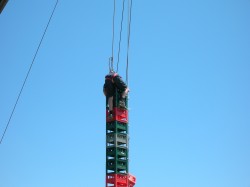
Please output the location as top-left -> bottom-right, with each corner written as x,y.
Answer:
0,0 -> 59,144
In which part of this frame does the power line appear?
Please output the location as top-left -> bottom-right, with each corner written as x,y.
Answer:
0,0 -> 59,144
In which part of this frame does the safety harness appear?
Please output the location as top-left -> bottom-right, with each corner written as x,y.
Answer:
105,73 -> 118,83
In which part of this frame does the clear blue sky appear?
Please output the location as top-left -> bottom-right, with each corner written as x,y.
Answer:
1,0 -> 250,187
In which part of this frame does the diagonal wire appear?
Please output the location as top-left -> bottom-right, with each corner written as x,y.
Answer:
0,0 -> 59,144
126,0 -> 133,85
116,0 -> 126,73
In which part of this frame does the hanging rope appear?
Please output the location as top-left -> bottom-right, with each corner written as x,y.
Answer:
109,0 -> 133,83
0,0 -> 59,144
110,0 -> 116,72
126,0 -> 133,85
116,0 -> 126,73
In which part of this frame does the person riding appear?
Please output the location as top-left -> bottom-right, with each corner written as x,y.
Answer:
103,70 -> 129,118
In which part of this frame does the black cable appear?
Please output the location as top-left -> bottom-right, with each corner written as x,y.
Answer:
116,0 -> 126,73
126,0 -> 133,85
0,0 -> 59,144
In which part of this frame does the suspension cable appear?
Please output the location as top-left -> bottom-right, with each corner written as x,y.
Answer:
116,0 -> 126,73
126,0 -> 133,85
0,0 -> 59,144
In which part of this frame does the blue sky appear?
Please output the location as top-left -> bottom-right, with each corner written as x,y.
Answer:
0,0 -> 250,187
